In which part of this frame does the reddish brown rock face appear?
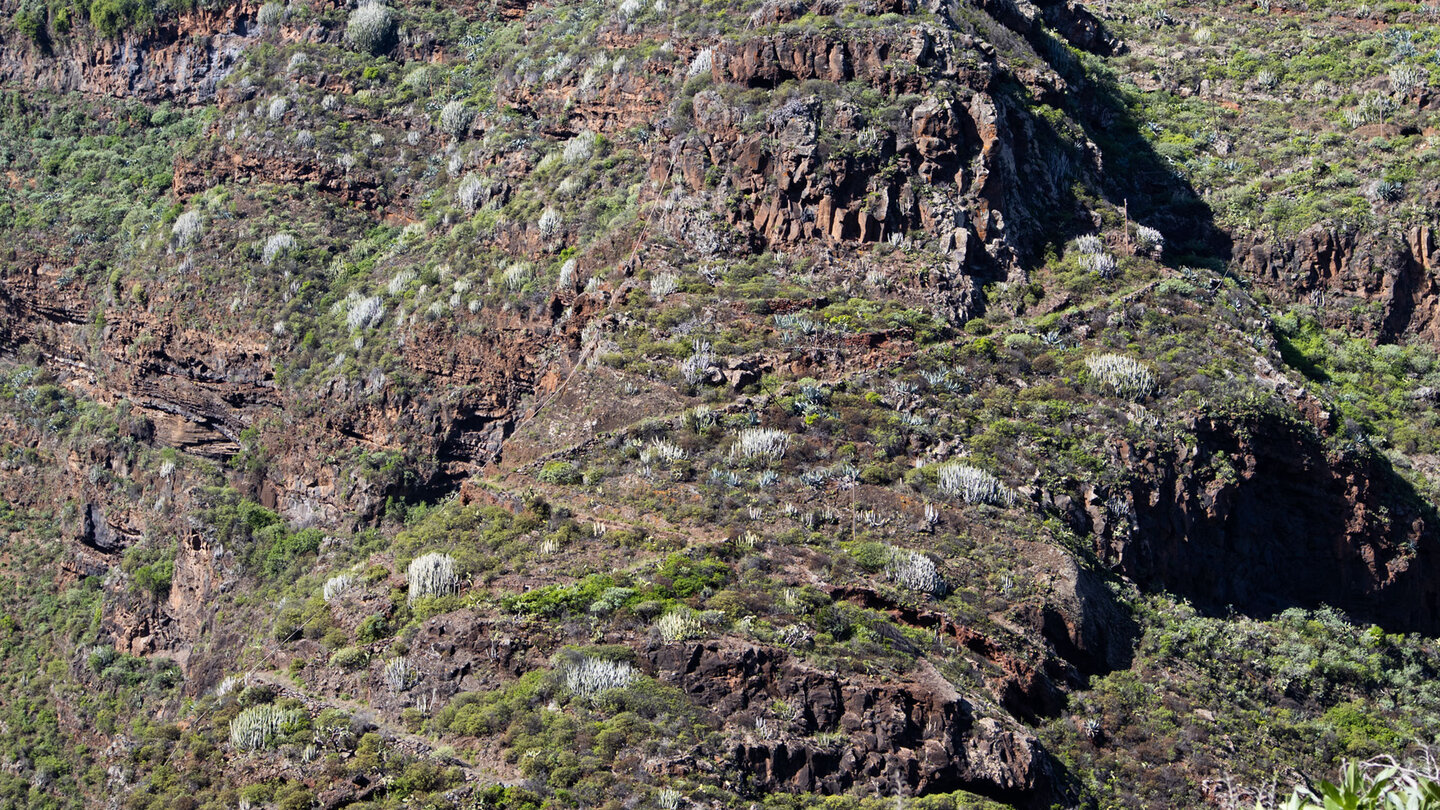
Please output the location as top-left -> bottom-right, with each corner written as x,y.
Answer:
668,28 -> 1047,277
0,0 -> 263,101
1242,225 -> 1440,345
646,640 -> 1063,805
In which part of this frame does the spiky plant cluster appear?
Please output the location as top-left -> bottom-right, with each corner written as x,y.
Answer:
887,548 -> 946,596
383,656 -> 415,692
256,1 -> 283,26
1391,63 -> 1426,95
262,233 -> 296,266
657,788 -> 683,810
563,130 -> 598,164
230,704 -> 297,752
687,48 -> 713,77
267,96 -> 288,121
387,269 -> 416,296
406,552 -> 458,603
172,210 -> 203,247
655,607 -> 704,641
1084,252 -> 1117,279
639,438 -> 685,464
772,312 -> 822,343
1085,353 -> 1157,400
709,467 -> 742,487
923,503 -> 940,527
537,208 -> 563,239
557,176 -> 582,197
563,655 -> 636,699
439,100 -> 473,137
322,573 -> 356,603
457,173 -> 483,214
936,463 -> 1011,506
341,293 -> 384,330
650,271 -> 679,298
215,674 -> 245,697
1074,234 -> 1104,255
777,624 -> 811,647
402,65 -> 432,93
88,645 -> 118,672
1344,93 -> 1395,128
1134,225 -> 1164,257
1374,179 -> 1404,203
732,427 -> 790,461
345,1 -> 394,54
684,404 -> 716,430
680,340 -> 712,385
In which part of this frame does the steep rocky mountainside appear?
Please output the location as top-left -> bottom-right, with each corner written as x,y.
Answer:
2,0 -> 1440,808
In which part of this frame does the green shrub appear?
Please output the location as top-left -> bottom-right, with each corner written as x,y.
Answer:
261,527 -> 323,578
329,647 -> 368,671
14,9 -> 46,44
849,541 -> 890,573
653,553 -> 729,598
123,543 -> 177,600
355,613 -> 390,643
88,0 -> 151,37
237,684 -> 277,706
1322,702 -> 1404,754
538,461 -> 582,485
471,785 -> 543,810
273,605 -> 305,642
502,575 -> 615,618
131,558 -> 174,600
274,782 -> 315,810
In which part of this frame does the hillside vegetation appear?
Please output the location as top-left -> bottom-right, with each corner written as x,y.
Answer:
1,0 -> 1439,808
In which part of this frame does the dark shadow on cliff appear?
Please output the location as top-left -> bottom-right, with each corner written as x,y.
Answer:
1118,406 -> 1440,635
949,0 -> 1233,271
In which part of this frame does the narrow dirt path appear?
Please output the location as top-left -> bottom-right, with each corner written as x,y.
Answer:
244,669 -> 511,783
